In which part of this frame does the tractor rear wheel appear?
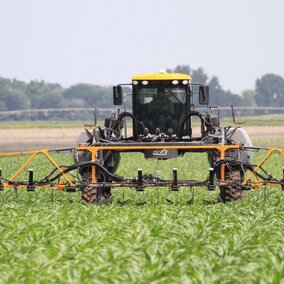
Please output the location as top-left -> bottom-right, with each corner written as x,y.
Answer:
219,171 -> 242,202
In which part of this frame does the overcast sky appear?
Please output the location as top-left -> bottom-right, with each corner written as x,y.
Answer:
0,0 -> 283,94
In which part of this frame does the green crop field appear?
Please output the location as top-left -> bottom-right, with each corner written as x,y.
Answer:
0,143 -> 283,283
220,113 -> 284,126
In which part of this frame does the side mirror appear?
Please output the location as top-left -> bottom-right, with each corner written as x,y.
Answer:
199,85 -> 209,105
113,85 -> 123,105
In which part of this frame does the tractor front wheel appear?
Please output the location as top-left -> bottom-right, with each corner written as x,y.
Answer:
219,171 -> 242,202
81,170 -> 113,205
82,186 -> 113,205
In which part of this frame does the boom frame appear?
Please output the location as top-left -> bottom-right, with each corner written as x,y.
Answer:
0,144 -> 283,192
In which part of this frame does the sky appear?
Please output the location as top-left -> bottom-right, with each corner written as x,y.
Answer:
0,0 -> 283,94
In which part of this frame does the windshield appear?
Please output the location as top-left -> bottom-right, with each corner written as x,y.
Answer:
134,86 -> 187,134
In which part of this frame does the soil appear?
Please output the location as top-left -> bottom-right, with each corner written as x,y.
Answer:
0,126 -> 283,152
0,128 -> 82,152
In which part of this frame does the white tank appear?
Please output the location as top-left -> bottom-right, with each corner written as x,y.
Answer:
226,127 -> 253,164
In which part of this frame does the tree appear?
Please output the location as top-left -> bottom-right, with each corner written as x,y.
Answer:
242,89 -> 256,107
255,74 -> 284,107
191,67 -> 208,84
167,65 -> 191,75
26,80 -> 64,109
0,101 -> 6,111
208,76 -> 242,106
63,84 -> 113,108
0,86 -> 30,110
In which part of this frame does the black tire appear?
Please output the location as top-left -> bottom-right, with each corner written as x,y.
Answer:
82,186 -> 98,204
219,171 -> 242,202
82,186 -> 112,205
81,170 -> 112,205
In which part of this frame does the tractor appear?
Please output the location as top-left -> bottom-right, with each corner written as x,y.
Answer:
74,71 -> 254,204
0,71 -> 282,203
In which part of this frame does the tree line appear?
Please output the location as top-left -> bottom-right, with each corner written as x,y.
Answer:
167,65 -> 284,107
0,65 -> 283,112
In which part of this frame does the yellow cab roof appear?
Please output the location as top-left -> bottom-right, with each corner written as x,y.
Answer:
132,72 -> 191,81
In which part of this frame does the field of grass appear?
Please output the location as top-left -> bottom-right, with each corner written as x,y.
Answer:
0,143 -> 283,283
220,113 -> 284,126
